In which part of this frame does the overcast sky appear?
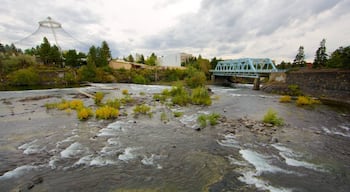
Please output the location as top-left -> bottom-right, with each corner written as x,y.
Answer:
1,0 -> 349,63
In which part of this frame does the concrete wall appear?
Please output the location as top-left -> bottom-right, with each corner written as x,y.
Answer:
286,70 -> 350,101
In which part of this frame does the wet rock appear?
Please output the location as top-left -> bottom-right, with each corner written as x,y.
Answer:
264,123 -> 274,127
195,127 -> 201,131
270,137 -> 279,143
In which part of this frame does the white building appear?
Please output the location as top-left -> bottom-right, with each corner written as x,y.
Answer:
159,52 -> 192,67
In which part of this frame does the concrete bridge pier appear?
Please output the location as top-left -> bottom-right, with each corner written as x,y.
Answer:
253,77 -> 260,90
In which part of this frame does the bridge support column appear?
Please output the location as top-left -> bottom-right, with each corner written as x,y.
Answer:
253,77 -> 260,90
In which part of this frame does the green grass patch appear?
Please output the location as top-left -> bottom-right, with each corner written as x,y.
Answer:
94,92 -> 105,106
263,109 -> 284,126
133,104 -> 152,117
197,113 -> 221,128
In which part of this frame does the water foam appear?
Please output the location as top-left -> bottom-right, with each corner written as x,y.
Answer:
240,149 -> 291,174
217,133 -> 240,148
322,126 -> 350,138
272,144 -> 326,172
238,171 -> 293,192
18,139 -> 45,155
0,165 -> 38,180
98,121 -> 125,136
118,147 -> 140,162
60,142 -> 89,158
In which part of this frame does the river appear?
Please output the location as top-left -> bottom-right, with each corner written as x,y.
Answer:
0,83 -> 349,191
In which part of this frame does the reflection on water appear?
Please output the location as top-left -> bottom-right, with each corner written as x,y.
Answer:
0,83 -> 349,191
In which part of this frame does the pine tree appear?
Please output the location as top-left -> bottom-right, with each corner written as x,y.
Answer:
293,46 -> 306,68
313,39 -> 328,68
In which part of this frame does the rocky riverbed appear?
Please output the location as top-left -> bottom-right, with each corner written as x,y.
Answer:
0,83 -> 349,191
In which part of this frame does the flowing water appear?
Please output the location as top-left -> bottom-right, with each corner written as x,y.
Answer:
0,84 -> 349,192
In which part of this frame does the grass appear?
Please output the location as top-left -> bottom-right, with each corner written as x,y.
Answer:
160,112 -> 168,122
279,95 -> 292,103
197,113 -> 221,128
263,109 -> 284,126
191,87 -> 211,106
106,98 -> 121,109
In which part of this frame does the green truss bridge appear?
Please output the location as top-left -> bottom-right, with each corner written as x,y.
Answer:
209,58 -> 283,89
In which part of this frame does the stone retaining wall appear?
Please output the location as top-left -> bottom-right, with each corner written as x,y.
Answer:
286,70 -> 350,102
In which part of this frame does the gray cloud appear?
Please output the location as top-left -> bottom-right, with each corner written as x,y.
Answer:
141,0 -> 347,60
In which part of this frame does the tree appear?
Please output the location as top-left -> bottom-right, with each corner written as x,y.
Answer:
64,49 -> 79,67
136,54 -> 145,64
145,53 -> 158,66
39,37 -> 51,64
101,41 -> 111,60
327,46 -> 350,69
293,46 -> 306,68
127,54 -> 134,62
313,39 -> 328,68
49,45 -> 62,67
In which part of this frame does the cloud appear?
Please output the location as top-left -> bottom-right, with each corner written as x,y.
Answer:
140,0 -> 349,61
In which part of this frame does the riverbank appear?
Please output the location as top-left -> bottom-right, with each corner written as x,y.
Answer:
1,84 -> 349,191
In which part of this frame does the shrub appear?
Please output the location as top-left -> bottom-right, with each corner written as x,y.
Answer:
8,67 -> 40,86
263,109 -> 284,126
45,102 -> 58,109
120,95 -> 134,105
296,96 -> 321,106
133,104 -> 152,117
69,99 -> 84,110
279,95 -> 292,103
132,74 -> 148,84
94,92 -> 105,105
197,113 -> 221,128
57,100 -> 70,110
208,113 -> 220,126
160,112 -> 168,122
122,89 -> 129,95
173,111 -> 184,117
153,93 -> 168,103
95,106 -> 119,119
106,98 -> 121,109
170,85 -> 190,106
77,107 -> 93,120
191,87 -> 212,106
197,114 -> 207,128
288,84 -> 302,96
161,88 -> 171,96
185,71 -> 207,88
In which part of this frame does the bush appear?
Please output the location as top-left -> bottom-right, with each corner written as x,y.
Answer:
170,85 -> 190,106
288,84 -> 302,96
279,95 -> 292,103
133,104 -> 152,117
191,87 -> 212,106
173,111 -> 184,117
296,96 -> 320,106
132,74 -> 149,84
122,89 -> 129,95
95,106 -> 119,119
94,92 -> 105,105
77,107 -> 93,120
197,113 -> 221,128
8,67 -> 40,86
106,98 -> 121,109
185,71 -> 206,88
69,99 -> 84,110
120,95 -> 134,105
57,100 -> 70,110
45,102 -> 58,109
263,109 -> 284,126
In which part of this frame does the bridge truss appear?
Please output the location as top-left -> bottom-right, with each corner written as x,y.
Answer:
210,58 -> 279,78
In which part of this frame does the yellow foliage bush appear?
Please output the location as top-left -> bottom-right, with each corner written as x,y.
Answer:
94,92 -> 105,105
122,89 -> 129,95
296,96 -> 321,106
57,100 -> 70,110
77,107 -> 93,120
69,99 -> 84,110
95,106 -> 119,119
279,95 -> 292,103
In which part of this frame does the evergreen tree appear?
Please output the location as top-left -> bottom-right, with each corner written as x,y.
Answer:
49,45 -> 62,67
145,53 -> 157,66
313,39 -> 328,68
64,49 -> 79,67
137,54 -> 145,64
127,54 -> 134,62
39,37 -> 51,64
293,46 -> 306,68
100,41 -> 111,66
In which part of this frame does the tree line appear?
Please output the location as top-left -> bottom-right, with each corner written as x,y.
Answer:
278,39 -> 350,69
